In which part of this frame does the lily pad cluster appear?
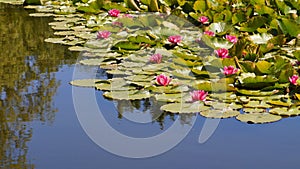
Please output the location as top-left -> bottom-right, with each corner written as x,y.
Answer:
26,0 -> 300,124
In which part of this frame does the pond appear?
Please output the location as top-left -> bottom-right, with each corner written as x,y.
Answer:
1,2 -> 300,169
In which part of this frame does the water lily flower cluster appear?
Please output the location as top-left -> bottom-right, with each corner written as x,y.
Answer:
168,35 -> 182,45
204,30 -> 215,36
97,30 -> 111,39
108,9 -> 120,17
198,16 -> 209,24
156,74 -> 172,86
289,75 -> 299,85
225,35 -> 238,44
222,66 -> 239,75
190,90 -> 208,101
215,48 -> 230,58
149,53 -> 162,64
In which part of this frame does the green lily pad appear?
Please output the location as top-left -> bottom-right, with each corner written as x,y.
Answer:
236,113 -> 282,124
269,107 -> 300,116
267,100 -> 293,107
79,58 -> 106,66
155,93 -> 187,102
160,102 -> 210,113
103,90 -> 151,100
236,89 -> 279,96
244,101 -> 272,108
69,79 -> 98,87
200,109 -> 240,119
243,108 -> 266,113
148,85 -> 189,94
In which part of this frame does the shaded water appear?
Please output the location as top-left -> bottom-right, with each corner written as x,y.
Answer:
1,3 -> 300,169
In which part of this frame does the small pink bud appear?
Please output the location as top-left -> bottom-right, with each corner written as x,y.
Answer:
204,30 -> 215,36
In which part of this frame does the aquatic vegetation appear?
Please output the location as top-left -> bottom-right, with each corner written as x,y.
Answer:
23,0 -> 300,124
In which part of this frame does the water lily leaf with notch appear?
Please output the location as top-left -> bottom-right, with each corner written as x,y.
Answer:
243,108 -> 266,113
103,90 -> 151,100
244,101 -> 272,108
95,78 -> 135,91
173,57 -> 202,67
267,100 -> 293,107
236,89 -> 279,96
70,79 -> 99,87
269,107 -> 300,116
277,18 -> 300,37
172,70 -> 196,80
155,93 -> 189,102
125,74 -> 154,82
239,16 -> 268,32
113,41 -> 141,50
200,109 -> 240,119
249,33 -> 273,44
160,102 -> 210,113
236,113 -> 282,124
208,22 -> 232,35
238,75 -> 278,89
128,35 -> 156,45
173,51 -> 200,60
255,61 -> 272,74
148,85 -> 189,94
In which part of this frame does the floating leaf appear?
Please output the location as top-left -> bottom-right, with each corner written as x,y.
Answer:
155,93 -> 187,102
236,113 -> 282,124
269,107 -> 300,116
160,102 -> 210,113
103,90 -> 151,100
200,109 -> 240,118
70,79 -> 98,87
236,89 -> 279,96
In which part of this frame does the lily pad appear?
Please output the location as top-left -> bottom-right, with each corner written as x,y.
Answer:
236,113 -> 282,124
69,79 -> 98,87
103,90 -> 151,100
160,102 -> 210,113
269,107 -> 300,116
200,109 -> 240,118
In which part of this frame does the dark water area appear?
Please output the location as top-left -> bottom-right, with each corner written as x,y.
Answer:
1,3 -> 300,169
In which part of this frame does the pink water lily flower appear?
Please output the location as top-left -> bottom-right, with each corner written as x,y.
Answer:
226,35 -> 238,44
156,74 -> 172,86
222,66 -> 239,75
168,35 -> 182,45
198,16 -> 209,24
191,90 -> 208,102
289,75 -> 299,85
215,48 -> 230,58
97,30 -> 111,39
149,53 -> 162,64
204,30 -> 215,36
108,9 -> 120,17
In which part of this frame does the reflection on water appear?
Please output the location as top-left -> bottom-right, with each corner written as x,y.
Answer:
0,3 -> 76,168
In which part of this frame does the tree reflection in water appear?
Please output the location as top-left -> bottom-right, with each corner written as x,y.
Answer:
0,3 -> 76,168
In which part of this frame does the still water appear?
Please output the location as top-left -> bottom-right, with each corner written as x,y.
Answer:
1,3 -> 300,169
